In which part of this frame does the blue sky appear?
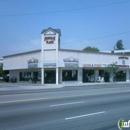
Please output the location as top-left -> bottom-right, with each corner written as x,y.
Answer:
0,0 -> 130,57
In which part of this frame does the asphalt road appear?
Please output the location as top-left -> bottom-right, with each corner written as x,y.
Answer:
0,83 -> 130,95
0,84 -> 130,130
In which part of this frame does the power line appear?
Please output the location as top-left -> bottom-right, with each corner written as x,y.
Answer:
0,0 -> 129,17
62,31 -> 130,44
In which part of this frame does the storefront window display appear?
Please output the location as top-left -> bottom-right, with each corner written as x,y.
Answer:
19,72 -> 31,81
83,69 -> 95,82
115,70 -> 126,81
62,70 -> 77,81
20,71 -> 41,82
99,70 -> 109,82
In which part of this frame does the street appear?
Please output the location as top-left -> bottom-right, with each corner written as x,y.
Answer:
0,84 -> 130,130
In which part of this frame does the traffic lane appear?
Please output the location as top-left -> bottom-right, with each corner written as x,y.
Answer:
1,86 -> 130,103
1,108 -> 130,130
0,91 -> 130,115
0,92 -> 130,129
0,83 -> 130,95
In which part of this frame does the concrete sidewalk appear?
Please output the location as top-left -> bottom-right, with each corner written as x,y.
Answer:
0,81 -> 129,91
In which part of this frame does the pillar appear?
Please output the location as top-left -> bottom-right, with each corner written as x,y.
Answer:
126,69 -> 129,82
41,68 -> 44,84
56,68 -> 59,84
95,70 -> 99,82
78,68 -> 82,83
109,72 -> 113,82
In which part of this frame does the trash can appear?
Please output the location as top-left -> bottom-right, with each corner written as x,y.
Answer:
10,77 -> 17,83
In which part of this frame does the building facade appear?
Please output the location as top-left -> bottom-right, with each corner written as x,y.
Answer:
3,28 -> 130,84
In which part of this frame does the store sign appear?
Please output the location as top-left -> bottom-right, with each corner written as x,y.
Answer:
119,56 -> 129,65
64,62 -> 79,67
83,63 -> 108,68
28,58 -> 38,68
93,64 -> 102,67
118,65 -> 129,68
63,57 -> 79,67
43,62 -> 56,68
83,64 -> 92,67
102,64 -> 108,67
119,56 -> 129,60
44,36 -> 55,44
83,64 -> 102,67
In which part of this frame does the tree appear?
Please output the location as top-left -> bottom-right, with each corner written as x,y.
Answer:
105,62 -> 119,82
0,64 -> 4,77
115,40 -> 124,50
83,46 -> 100,52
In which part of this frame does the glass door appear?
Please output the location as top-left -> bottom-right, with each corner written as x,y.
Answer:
44,70 -> 56,84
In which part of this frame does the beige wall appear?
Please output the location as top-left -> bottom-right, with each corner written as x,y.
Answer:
59,50 -> 130,67
3,51 -> 41,70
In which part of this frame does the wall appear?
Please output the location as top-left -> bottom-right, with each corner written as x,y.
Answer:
3,51 -> 41,70
9,70 -> 19,81
59,50 -> 130,67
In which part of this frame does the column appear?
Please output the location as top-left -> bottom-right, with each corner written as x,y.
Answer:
78,68 -> 82,83
126,69 -> 129,82
60,68 -> 62,84
56,68 -> 59,84
95,70 -> 99,82
41,68 -> 44,84
41,33 -> 44,85
109,72 -> 113,82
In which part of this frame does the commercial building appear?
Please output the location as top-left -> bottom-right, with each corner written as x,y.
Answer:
3,28 -> 130,84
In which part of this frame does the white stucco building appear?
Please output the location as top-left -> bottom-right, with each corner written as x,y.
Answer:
3,28 -> 130,84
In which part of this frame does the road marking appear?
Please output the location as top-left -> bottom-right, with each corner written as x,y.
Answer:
49,90 -> 130,100
65,111 -> 105,120
0,98 -> 47,104
0,90 -> 130,104
50,101 -> 85,107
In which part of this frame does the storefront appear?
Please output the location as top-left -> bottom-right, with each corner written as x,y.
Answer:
99,70 -> 109,82
62,70 -> 78,82
3,27 -> 130,84
44,70 -> 56,84
83,69 -> 95,82
115,70 -> 126,82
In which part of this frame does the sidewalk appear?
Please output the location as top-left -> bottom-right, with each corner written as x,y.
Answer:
0,81 -> 129,91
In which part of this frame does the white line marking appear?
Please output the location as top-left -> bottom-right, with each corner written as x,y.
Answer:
65,111 -> 105,120
0,98 -> 47,104
50,101 -> 85,107
1,89 -> 130,104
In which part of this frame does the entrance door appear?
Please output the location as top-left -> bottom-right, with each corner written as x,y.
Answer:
33,72 -> 38,83
44,70 -> 56,84
99,70 -> 109,82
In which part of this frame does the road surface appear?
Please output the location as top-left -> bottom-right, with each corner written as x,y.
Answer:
0,84 -> 130,130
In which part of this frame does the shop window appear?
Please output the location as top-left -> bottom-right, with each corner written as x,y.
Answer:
19,72 -> 31,81
37,72 -> 41,81
19,72 -> 41,81
99,70 -> 109,82
62,70 -> 77,81
115,70 -> 126,81
83,69 -> 95,82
